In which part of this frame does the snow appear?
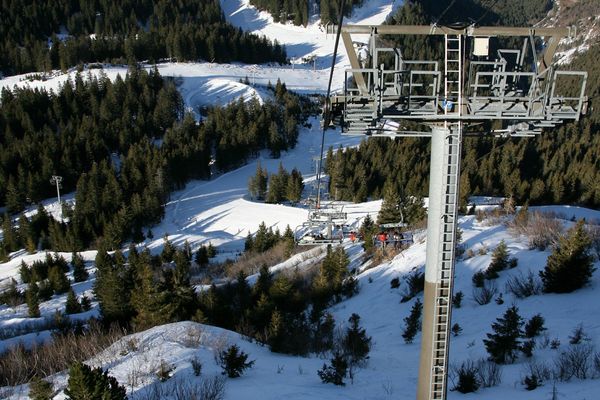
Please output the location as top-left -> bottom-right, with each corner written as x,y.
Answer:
221,0 -> 404,93
5,210 -> 600,399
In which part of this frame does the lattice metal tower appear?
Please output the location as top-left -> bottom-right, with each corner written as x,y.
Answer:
328,24 -> 587,400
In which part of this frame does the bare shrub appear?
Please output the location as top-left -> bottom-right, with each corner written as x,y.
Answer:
476,359 -> 502,388
475,208 -> 505,226
222,242 -> 306,279
137,375 -> 225,400
553,344 -> 595,381
0,320 -> 125,386
464,248 -> 475,259
524,360 -> 553,383
472,281 -> 497,305
508,211 -> 563,250
181,325 -> 205,348
505,270 -> 542,298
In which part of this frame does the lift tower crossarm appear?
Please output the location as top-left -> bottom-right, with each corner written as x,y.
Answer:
334,22 -> 587,400
341,25 -> 571,75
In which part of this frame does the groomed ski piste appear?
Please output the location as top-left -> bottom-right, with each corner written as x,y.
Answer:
2,1 -> 600,399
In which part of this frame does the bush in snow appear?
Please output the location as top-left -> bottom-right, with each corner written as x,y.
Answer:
505,270 -> 542,299
400,271 -> 424,302
524,314 -> 546,338
472,281 -> 497,305
218,345 -> 254,378
522,361 -> 552,391
402,298 -> 422,344
451,360 -> 480,393
568,323 -> 590,345
29,376 -> 53,400
452,291 -> 463,308
553,343 -> 595,381
318,352 -> 348,386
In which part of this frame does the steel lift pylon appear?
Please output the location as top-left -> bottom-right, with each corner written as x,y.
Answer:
325,23 -> 587,400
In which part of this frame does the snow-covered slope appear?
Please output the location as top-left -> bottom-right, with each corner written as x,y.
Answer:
5,209 -> 600,399
221,0 -> 403,92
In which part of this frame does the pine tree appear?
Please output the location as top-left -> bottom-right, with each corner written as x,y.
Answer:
93,247 -> 133,325
540,220 -> 595,293
29,375 -> 53,400
486,240 -> 509,279
65,288 -> 82,314
248,160 -> 268,201
343,313 -> 371,379
286,168 -> 304,203
26,281 -> 41,318
317,351 -> 348,386
71,252 -> 88,282
377,182 -> 402,225
483,305 -> 524,364
218,344 -> 255,378
48,265 -> 70,294
164,250 -> 197,321
131,258 -> 168,330
359,214 -> 377,252
64,362 -> 126,400
161,234 -> 176,263
402,298 -> 422,344
195,245 -> 209,266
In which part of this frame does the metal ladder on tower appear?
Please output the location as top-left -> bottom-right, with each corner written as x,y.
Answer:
428,33 -> 463,400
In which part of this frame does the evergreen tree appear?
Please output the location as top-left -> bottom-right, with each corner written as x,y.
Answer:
65,288 -> 82,314
286,168 -> 304,203
71,252 -> 88,282
161,234 -> 176,263
486,240 -> 509,279
402,298 -> 422,344
64,362 -> 126,400
483,305 -> 524,364
48,266 -> 70,294
359,214 -> 377,252
248,160 -> 268,201
540,220 -> 595,293
343,313 -> 372,376
195,245 -> 209,267
131,257 -> 168,330
164,250 -> 197,321
26,281 -> 41,317
218,344 -> 255,378
29,375 -> 54,400
2,214 -> 18,251
377,182 -> 402,225
318,351 -> 348,386
93,248 -> 133,325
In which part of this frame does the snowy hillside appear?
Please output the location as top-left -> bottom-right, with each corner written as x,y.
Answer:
3,207 -> 600,399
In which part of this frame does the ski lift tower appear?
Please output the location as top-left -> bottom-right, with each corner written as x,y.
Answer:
328,24 -> 587,400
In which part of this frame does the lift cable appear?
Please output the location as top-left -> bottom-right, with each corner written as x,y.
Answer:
315,0 -> 346,209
